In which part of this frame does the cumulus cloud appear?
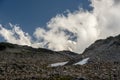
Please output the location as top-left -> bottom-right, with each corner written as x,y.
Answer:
92,0 -> 120,38
0,0 -> 120,53
0,24 -> 32,46
38,11 -> 99,53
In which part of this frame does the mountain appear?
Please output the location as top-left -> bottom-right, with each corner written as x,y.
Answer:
67,34 -> 120,65
0,42 -> 80,79
0,42 -> 78,65
0,34 -> 120,80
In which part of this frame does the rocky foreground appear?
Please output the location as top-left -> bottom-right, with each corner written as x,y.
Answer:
0,35 -> 119,80
0,61 -> 119,80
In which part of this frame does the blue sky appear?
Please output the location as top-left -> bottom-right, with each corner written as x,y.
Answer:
0,0 -> 91,35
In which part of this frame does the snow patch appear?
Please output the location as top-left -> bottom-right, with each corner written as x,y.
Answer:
48,61 -> 68,67
74,58 -> 89,65
48,57 -> 89,67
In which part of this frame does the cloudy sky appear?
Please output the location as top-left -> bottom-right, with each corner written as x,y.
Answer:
0,0 -> 120,53
0,0 -> 91,34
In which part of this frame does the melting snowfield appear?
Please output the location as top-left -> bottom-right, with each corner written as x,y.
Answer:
49,58 -> 89,67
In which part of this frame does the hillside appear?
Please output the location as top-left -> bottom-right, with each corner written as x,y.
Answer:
0,42 -> 78,65
67,34 -> 120,65
0,35 -> 120,80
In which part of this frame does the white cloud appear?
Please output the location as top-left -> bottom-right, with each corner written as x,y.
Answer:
0,0 -> 120,53
0,24 -> 32,46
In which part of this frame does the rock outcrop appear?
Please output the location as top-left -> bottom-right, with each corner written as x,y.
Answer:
67,34 -> 120,65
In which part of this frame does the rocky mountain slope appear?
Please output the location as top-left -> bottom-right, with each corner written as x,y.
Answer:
0,42 -> 78,65
67,34 -> 120,65
0,34 -> 119,80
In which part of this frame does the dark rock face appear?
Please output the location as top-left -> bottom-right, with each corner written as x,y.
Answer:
67,34 -> 120,65
84,35 -> 120,62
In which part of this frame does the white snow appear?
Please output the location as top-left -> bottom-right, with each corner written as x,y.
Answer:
74,58 -> 89,65
48,61 -> 68,67
48,57 -> 89,67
